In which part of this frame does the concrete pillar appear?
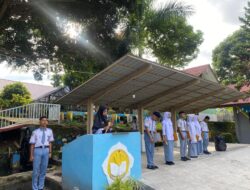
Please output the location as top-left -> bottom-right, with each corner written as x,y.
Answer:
138,107 -> 145,152
233,107 -> 241,143
87,99 -> 94,134
171,109 -> 180,147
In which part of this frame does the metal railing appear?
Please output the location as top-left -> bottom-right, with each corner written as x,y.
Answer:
0,103 -> 61,129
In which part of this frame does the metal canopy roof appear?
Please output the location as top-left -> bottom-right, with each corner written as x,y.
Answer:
57,54 -> 244,112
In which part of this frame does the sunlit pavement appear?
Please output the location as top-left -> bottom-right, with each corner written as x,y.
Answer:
141,143 -> 250,190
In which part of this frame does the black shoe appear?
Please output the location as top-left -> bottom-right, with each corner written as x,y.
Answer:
185,157 -> 191,160
181,157 -> 187,161
165,161 -> 172,165
147,165 -> 155,170
169,161 -> 175,165
153,165 -> 159,169
204,151 -> 211,155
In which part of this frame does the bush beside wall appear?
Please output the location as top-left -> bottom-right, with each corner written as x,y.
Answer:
208,121 -> 237,143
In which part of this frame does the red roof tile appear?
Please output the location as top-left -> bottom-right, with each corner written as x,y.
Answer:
224,84 -> 250,105
183,64 -> 210,77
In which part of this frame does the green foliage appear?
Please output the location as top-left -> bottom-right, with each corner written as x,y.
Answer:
146,12 -> 203,67
51,74 -> 63,87
220,133 -> 234,143
106,178 -> 142,190
208,121 -> 237,143
212,2 -> 250,89
0,1 -> 131,88
0,82 -> 32,108
61,120 -> 84,128
127,0 -> 203,67
212,29 -> 250,88
239,1 -> 250,31
0,0 -> 203,89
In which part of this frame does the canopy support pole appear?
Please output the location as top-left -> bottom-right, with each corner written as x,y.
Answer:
87,98 -> 94,134
171,109 -> 177,132
138,107 -> 144,134
138,107 -> 145,152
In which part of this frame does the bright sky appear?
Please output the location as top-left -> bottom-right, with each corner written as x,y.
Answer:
0,0 -> 248,86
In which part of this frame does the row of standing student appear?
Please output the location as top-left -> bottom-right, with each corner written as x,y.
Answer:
144,111 -> 210,170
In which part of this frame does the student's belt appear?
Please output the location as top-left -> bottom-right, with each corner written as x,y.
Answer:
35,146 -> 49,148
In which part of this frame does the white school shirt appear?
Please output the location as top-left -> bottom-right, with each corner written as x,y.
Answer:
29,127 -> 54,147
177,118 -> 187,131
200,121 -> 209,132
144,117 -> 156,133
162,119 -> 174,140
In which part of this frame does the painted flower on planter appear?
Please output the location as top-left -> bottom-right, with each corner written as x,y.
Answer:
102,142 -> 134,184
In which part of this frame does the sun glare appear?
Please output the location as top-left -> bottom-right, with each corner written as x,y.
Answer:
64,21 -> 83,40
56,17 -> 83,40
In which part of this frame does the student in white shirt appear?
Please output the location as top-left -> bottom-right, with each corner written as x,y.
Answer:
29,116 -> 54,190
187,115 -> 198,158
194,114 -> 203,155
200,116 -> 211,154
162,112 -> 175,165
177,111 -> 190,161
144,111 -> 161,170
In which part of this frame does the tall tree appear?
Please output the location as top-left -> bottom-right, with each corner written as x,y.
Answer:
0,0 -> 203,89
212,1 -> 250,88
0,0 -> 132,89
125,0 -> 203,67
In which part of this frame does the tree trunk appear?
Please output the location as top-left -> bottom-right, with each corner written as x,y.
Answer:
0,0 -> 11,20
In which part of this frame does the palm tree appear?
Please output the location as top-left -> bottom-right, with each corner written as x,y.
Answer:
124,0 -> 194,58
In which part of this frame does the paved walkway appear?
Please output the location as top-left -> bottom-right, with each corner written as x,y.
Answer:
141,143 -> 250,190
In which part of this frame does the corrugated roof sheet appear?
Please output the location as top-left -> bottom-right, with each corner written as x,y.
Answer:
57,54 -> 244,112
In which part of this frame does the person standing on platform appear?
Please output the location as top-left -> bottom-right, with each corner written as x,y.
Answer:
177,111 -> 190,161
132,116 -> 138,131
187,115 -> 198,158
201,116 -> 211,154
194,115 -> 203,155
29,116 -> 54,190
92,105 -> 112,134
144,111 -> 162,170
162,112 -> 175,165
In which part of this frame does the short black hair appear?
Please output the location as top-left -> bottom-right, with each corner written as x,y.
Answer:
205,116 -> 210,120
179,111 -> 185,115
153,111 -> 161,119
39,116 -> 48,121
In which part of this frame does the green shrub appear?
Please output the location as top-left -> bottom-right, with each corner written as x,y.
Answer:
208,121 -> 237,143
221,133 -> 234,143
73,115 -> 84,122
106,178 -> 142,190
